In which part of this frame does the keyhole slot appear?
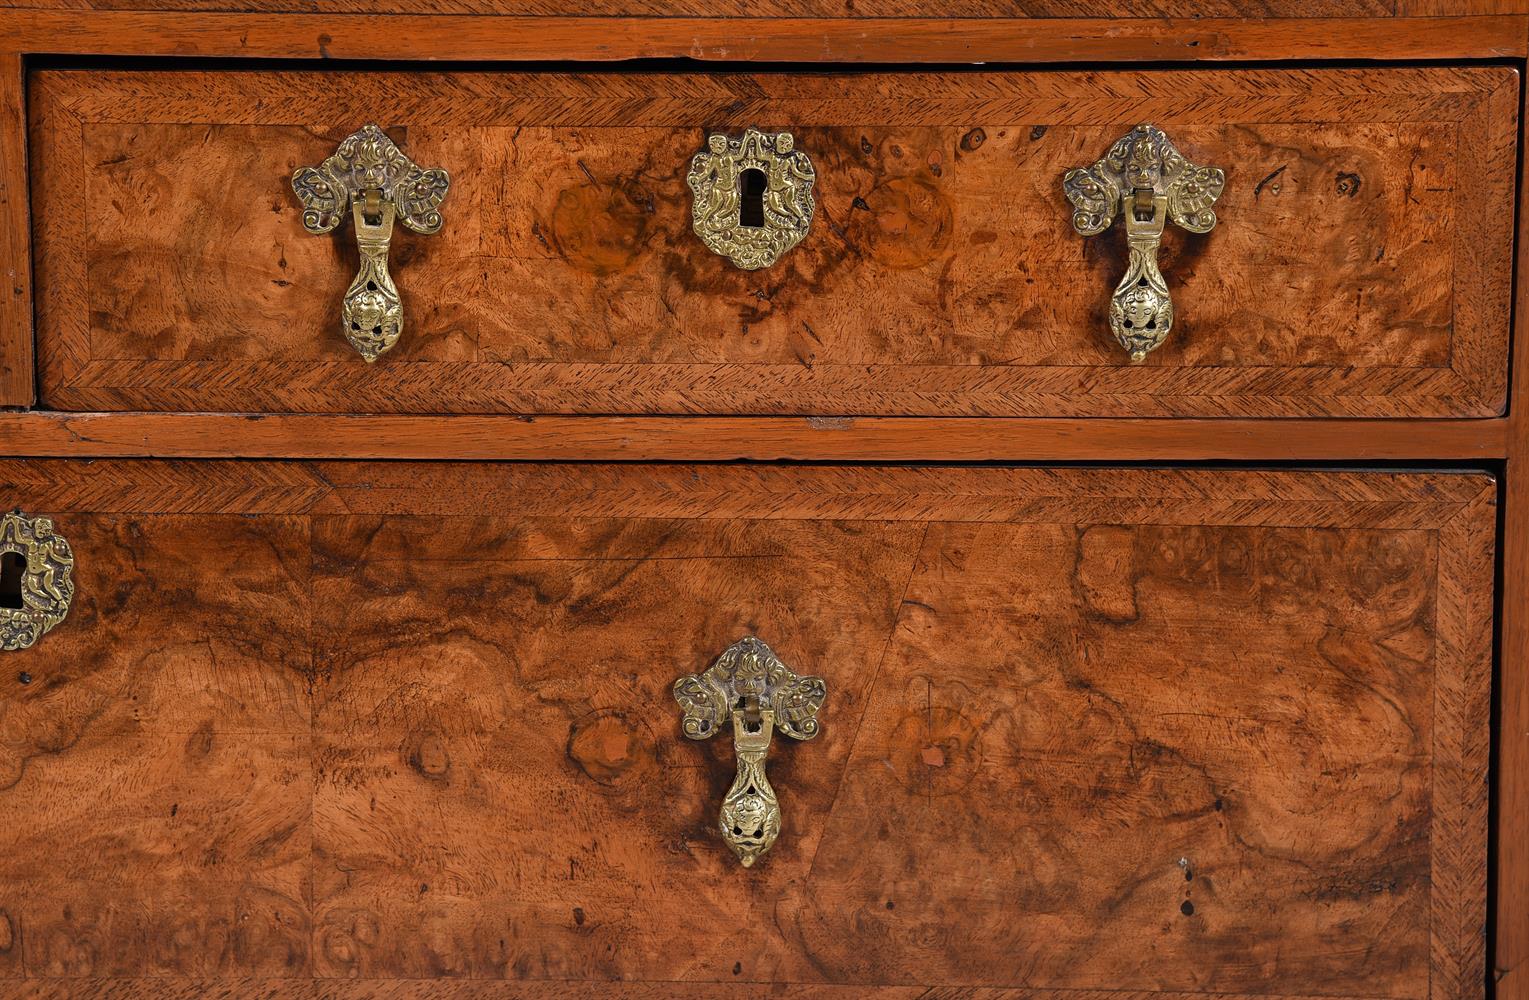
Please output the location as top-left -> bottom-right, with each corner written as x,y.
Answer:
739,168 -> 767,228
1,551 -> 26,610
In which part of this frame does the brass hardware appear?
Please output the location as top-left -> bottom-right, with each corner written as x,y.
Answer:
687,129 -> 815,270
291,125 -> 449,362
674,637 -> 825,867
1063,124 -> 1224,361
0,512 -> 74,652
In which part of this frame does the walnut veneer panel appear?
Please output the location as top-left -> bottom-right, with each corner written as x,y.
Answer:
0,462 -> 1494,998
0,0 -> 1398,19
28,66 -> 1517,416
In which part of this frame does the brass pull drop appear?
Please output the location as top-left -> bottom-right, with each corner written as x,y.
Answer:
1063,124 -> 1225,362
291,125 -> 449,362
344,191 -> 401,362
674,637 -> 826,867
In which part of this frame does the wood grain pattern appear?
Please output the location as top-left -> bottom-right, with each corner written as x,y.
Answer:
0,411 -> 1511,462
0,987 -> 1450,1000
0,7 -> 1512,1000
28,65 -> 1517,417
1400,0 -> 1529,13
2,13 -> 1524,63
0,509 -> 313,981
0,54 -> 31,408
0,461 -> 1494,998
0,0 -> 1403,19
1493,19 -> 1529,1000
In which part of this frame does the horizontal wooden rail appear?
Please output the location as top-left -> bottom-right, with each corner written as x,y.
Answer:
1,13 -> 1524,63
0,412 -> 1509,462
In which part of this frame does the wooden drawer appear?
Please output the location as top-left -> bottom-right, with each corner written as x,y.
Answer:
0,461 -> 1494,997
28,64 -> 1516,417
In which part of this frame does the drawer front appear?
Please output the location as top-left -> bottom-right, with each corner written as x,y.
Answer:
0,461 -> 1493,997
28,65 -> 1516,417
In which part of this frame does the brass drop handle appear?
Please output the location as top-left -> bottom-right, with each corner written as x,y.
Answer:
673,637 -> 826,867
0,511 -> 75,652
291,125 -> 449,363
1063,124 -> 1225,362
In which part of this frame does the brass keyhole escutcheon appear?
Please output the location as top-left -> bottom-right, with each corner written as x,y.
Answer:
291,125 -> 450,362
687,128 -> 816,270
1063,124 -> 1225,362
674,637 -> 826,867
0,511 -> 75,652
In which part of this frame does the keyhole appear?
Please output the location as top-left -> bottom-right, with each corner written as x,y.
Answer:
0,552 -> 26,610
739,168 -> 767,228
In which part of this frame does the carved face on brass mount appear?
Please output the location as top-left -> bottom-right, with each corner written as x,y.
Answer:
1062,124 -> 1224,362
342,285 -> 401,361
674,636 -> 826,866
687,129 -> 816,270
0,511 -> 75,652
291,125 -> 449,362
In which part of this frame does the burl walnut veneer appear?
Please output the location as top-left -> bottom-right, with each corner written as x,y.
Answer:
0,462 -> 1497,996
26,65 -> 1518,416
0,7 -> 1524,1000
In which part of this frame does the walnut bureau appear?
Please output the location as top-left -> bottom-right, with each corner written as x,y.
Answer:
0,7 -> 1524,1000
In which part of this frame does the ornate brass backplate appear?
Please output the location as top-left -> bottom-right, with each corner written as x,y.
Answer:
674,637 -> 826,867
1062,124 -> 1225,361
291,125 -> 449,362
687,129 -> 815,270
0,512 -> 74,652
